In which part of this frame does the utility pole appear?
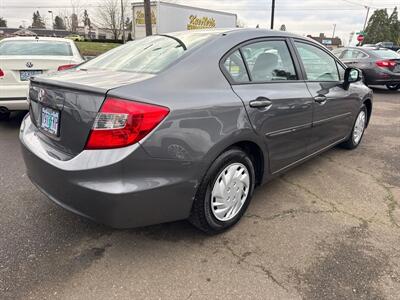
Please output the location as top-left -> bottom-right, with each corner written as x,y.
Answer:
363,6 -> 370,30
144,0 -> 152,36
332,24 -> 336,38
48,10 -> 54,30
270,0 -> 275,30
121,0 -> 125,43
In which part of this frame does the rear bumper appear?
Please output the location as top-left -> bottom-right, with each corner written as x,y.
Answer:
364,69 -> 400,85
0,83 -> 29,110
20,115 -> 200,228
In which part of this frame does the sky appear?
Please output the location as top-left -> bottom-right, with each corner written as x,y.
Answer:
0,0 -> 399,45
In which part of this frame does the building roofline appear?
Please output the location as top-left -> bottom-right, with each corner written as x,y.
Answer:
131,1 -> 237,18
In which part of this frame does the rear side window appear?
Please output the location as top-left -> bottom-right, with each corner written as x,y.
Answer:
295,42 -> 340,81
223,50 -> 250,83
341,49 -> 368,59
0,41 -> 72,56
241,40 -> 297,82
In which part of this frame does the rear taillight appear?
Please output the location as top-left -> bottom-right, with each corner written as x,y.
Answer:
85,98 -> 169,149
376,60 -> 397,68
57,64 -> 77,71
0,68 -> 4,77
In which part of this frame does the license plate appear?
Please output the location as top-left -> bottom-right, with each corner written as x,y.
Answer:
40,107 -> 60,136
20,70 -> 42,81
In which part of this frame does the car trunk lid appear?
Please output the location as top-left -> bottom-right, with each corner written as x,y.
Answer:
0,56 -> 75,85
29,69 -> 155,157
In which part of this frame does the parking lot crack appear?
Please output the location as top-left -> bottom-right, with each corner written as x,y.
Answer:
325,156 -> 400,228
221,239 -> 288,291
245,208 -> 334,222
280,176 -> 368,224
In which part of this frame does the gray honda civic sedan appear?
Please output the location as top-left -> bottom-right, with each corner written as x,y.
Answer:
20,29 -> 373,233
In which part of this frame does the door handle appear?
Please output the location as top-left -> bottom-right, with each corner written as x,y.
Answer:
314,95 -> 327,104
249,97 -> 272,108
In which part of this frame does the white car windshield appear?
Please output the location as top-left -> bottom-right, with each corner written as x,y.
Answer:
0,40 -> 73,56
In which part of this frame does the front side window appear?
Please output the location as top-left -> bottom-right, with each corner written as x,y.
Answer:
295,42 -> 340,81
223,50 -> 250,83
241,40 -> 297,82
0,41 -> 72,56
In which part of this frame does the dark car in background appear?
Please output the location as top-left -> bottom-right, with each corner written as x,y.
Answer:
20,29 -> 373,233
333,46 -> 400,90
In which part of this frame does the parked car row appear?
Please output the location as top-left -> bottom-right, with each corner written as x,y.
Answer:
332,46 -> 400,90
0,36 -> 84,120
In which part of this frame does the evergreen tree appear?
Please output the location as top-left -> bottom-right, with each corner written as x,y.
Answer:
83,9 -> 91,28
54,16 -> 66,30
280,24 -> 286,31
389,7 -> 400,44
32,11 -> 46,28
0,17 -> 7,27
364,9 -> 391,43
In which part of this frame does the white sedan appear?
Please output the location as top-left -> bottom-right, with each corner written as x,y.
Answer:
0,36 -> 84,120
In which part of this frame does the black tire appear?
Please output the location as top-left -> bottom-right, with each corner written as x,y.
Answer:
340,105 -> 367,150
0,109 -> 10,121
189,148 -> 256,234
386,84 -> 400,91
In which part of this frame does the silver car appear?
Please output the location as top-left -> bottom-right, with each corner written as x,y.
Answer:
20,29 -> 373,233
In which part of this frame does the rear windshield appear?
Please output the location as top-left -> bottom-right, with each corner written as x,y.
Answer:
80,32 -> 215,74
0,40 -> 73,56
370,49 -> 400,59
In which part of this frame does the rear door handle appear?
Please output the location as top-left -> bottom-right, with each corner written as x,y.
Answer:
249,97 -> 272,108
314,95 -> 327,104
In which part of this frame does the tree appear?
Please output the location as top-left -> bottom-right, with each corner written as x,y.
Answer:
389,7 -> 400,45
364,9 -> 392,44
71,13 -> 78,32
0,17 -> 7,27
83,9 -> 91,28
280,24 -> 286,31
97,0 -> 128,40
125,17 -> 132,31
54,16 -> 66,30
31,11 -> 46,28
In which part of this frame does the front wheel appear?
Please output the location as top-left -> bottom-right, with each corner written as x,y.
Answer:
189,148 -> 255,234
386,84 -> 400,91
340,105 -> 367,149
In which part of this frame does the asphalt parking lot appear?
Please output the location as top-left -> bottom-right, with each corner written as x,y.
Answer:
0,87 -> 399,300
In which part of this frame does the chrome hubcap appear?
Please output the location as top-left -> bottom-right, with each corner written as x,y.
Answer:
211,163 -> 250,221
353,110 -> 366,144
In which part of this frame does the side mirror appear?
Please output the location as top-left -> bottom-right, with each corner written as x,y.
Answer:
343,67 -> 362,89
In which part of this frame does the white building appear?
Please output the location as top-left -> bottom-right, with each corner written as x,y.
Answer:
131,1 -> 237,40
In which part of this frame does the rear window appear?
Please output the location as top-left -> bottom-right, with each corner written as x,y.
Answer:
371,49 -> 400,59
0,40 -> 72,56
81,32 -> 215,74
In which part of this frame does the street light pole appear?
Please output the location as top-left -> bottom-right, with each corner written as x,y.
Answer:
363,6 -> 370,30
270,0 -> 275,30
121,0 -> 125,43
144,0 -> 152,36
48,10 -> 54,30
332,24 -> 336,38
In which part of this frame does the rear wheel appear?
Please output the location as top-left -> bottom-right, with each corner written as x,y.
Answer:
0,107 -> 10,121
386,84 -> 400,91
340,105 -> 367,149
189,148 -> 255,234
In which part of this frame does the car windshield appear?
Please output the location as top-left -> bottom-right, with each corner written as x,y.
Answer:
371,49 -> 400,59
80,32 -> 216,74
0,40 -> 72,56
